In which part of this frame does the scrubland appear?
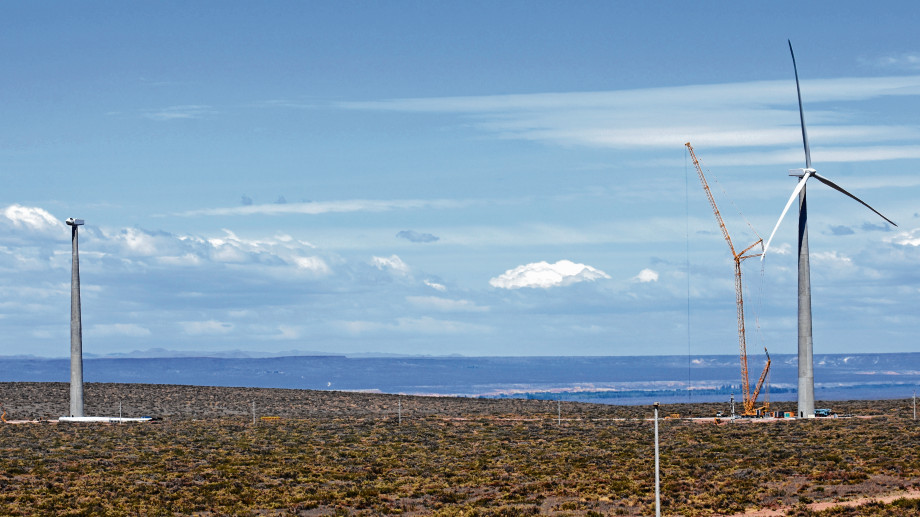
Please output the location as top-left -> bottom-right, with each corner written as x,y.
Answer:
0,382 -> 918,516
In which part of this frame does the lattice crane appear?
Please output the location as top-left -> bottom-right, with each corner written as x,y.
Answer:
686,142 -> 771,416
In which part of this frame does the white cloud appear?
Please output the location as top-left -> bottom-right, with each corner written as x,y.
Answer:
2,205 -> 63,236
178,198 -> 468,217
812,251 -> 853,267
862,53 -> 920,71
634,268 -> 659,283
891,228 -> 920,246
424,279 -> 447,292
372,255 -> 410,275
775,243 -> 792,256
340,75 -> 920,162
292,256 -> 331,274
99,227 -> 332,276
117,227 -> 162,256
342,76 -> 920,115
407,295 -> 489,312
489,259 -> 610,289
158,253 -> 203,267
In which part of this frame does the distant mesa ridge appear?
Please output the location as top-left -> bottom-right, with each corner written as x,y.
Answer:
2,352 -> 918,406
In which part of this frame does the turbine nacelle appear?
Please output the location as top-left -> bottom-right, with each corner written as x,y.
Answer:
789,168 -> 815,178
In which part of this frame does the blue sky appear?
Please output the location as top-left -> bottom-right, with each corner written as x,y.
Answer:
2,2 -> 919,358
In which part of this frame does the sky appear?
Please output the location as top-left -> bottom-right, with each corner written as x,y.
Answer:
2,2 -> 919,358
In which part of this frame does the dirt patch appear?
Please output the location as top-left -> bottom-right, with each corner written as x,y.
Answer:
733,489 -> 920,516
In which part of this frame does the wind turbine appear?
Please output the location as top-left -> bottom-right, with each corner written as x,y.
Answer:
762,41 -> 897,419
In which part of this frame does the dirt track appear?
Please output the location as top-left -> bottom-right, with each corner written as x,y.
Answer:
731,490 -> 920,516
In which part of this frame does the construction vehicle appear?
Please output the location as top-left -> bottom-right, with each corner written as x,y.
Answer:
686,142 -> 771,416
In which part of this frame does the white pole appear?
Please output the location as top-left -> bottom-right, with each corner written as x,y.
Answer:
252,401 -> 256,425
398,398 -> 402,425
914,391 -> 916,421
654,401 -> 661,517
557,399 -> 561,426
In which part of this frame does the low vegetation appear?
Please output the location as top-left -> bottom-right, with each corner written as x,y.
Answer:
0,383 -> 918,515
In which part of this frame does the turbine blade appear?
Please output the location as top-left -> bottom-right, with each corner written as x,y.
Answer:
812,173 -> 898,227
789,40 -> 812,169
762,171 -> 812,260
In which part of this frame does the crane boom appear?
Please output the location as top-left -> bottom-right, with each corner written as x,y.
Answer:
686,142 -> 771,416
750,348 -> 772,411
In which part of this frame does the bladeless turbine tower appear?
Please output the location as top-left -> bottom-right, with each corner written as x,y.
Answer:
67,217 -> 85,417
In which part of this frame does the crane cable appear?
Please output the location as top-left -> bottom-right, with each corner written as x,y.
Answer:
685,145 -> 693,404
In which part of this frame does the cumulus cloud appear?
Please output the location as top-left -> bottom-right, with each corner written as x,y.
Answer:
2,204 -> 63,237
634,268 -> 659,283
489,259 -> 610,289
292,256 -> 331,274
890,228 -> 920,246
424,279 -> 447,292
0,204 -> 499,356
99,227 -> 331,274
372,255 -> 410,275
396,230 -> 439,243
812,251 -> 853,267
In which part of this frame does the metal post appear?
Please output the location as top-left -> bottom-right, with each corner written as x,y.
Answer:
653,401 -> 661,517
67,218 -> 85,418
398,398 -> 402,425
730,393 -> 735,421
252,401 -> 256,425
914,391 -> 916,421
557,399 -> 561,426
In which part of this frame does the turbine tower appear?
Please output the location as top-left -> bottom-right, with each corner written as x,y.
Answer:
763,41 -> 897,418
67,217 -> 85,417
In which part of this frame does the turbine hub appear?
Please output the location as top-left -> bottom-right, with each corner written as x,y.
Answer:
788,168 -> 816,178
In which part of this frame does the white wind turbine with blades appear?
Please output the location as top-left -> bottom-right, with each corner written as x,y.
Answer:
762,41 -> 897,419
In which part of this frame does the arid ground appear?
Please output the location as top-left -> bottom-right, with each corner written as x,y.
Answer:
1,382 -> 919,516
